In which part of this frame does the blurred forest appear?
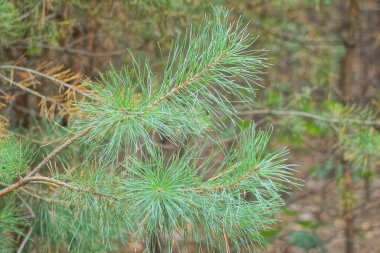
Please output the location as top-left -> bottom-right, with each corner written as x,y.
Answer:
0,0 -> 380,252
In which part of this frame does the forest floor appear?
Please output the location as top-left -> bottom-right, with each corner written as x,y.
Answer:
260,145 -> 380,253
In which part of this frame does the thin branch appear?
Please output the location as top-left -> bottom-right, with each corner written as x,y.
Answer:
15,194 -> 35,253
16,193 -> 35,218
144,52 -> 227,111
16,43 -> 130,57
0,127 -> 91,198
0,176 -> 64,197
238,108 -> 380,126
0,65 -> 98,100
16,225 -> 34,253
0,176 -> 119,200
26,127 -> 91,177
0,86 -> 7,95
207,162 -> 242,182
203,166 -> 260,191
0,73 -> 58,104
183,166 -> 260,192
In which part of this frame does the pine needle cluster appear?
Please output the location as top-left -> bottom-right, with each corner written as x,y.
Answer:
73,7 -> 266,161
0,7 -> 297,252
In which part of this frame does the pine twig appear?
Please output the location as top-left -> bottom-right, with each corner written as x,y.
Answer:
0,73 -> 58,104
16,194 -> 35,253
202,166 -> 260,191
238,108 -> 380,126
0,176 -> 119,200
145,52 -> 227,111
16,225 -> 34,253
0,127 -> 91,197
183,165 -> 260,192
0,65 -> 97,100
26,127 -> 91,177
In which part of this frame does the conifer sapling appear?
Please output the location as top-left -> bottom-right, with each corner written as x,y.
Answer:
0,7 -> 298,252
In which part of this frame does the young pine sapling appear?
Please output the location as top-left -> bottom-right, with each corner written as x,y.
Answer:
0,7 -> 297,252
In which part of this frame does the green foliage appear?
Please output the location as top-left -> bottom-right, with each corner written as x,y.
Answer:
0,4 -> 302,253
0,198 -> 29,252
0,137 -> 35,184
0,0 -> 25,46
330,105 -> 380,178
343,127 -> 380,177
32,201 -> 127,252
288,230 -> 326,252
15,124 -> 296,252
125,0 -> 224,48
74,7 -> 266,163
0,7 -> 298,252
1,0 -> 379,252
121,125 -> 295,251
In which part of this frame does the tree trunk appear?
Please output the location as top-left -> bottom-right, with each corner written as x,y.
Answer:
340,0 -> 358,103
340,1 -> 359,253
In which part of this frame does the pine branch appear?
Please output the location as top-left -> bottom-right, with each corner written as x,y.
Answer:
0,176 -> 118,200
26,127 -> 91,177
143,52 -> 228,111
16,194 -> 35,253
73,7 -> 266,161
0,65 -> 97,100
238,108 -> 380,126
0,127 -> 91,197
16,224 -> 34,253
188,165 -> 260,192
0,7 -> 298,252
121,124 -> 295,251
0,73 -> 58,104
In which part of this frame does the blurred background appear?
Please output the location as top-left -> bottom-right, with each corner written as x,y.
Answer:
0,0 -> 379,252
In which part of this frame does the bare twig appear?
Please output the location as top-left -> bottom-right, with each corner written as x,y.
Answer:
0,65 -> 98,100
238,108 -> 380,126
18,44 -> 130,57
17,225 -> 34,253
0,73 -> 58,104
16,194 -> 35,253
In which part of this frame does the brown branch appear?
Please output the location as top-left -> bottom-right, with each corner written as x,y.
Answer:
0,176 -> 66,197
0,176 -> 118,200
17,225 -> 34,253
0,127 -> 91,198
27,127 -> 91,177
0,65 -> 98,101
207,162 -> 242,182
16,194 -> 35,253
144,52 -> 227,111
0,73 -> 58,104
238,108 -> 380,126
183,165 -> 260,192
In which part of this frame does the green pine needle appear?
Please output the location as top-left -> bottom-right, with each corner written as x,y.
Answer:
73,6 -> 267,163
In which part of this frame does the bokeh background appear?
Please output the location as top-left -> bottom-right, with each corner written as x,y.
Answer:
1,0 -> 379,252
